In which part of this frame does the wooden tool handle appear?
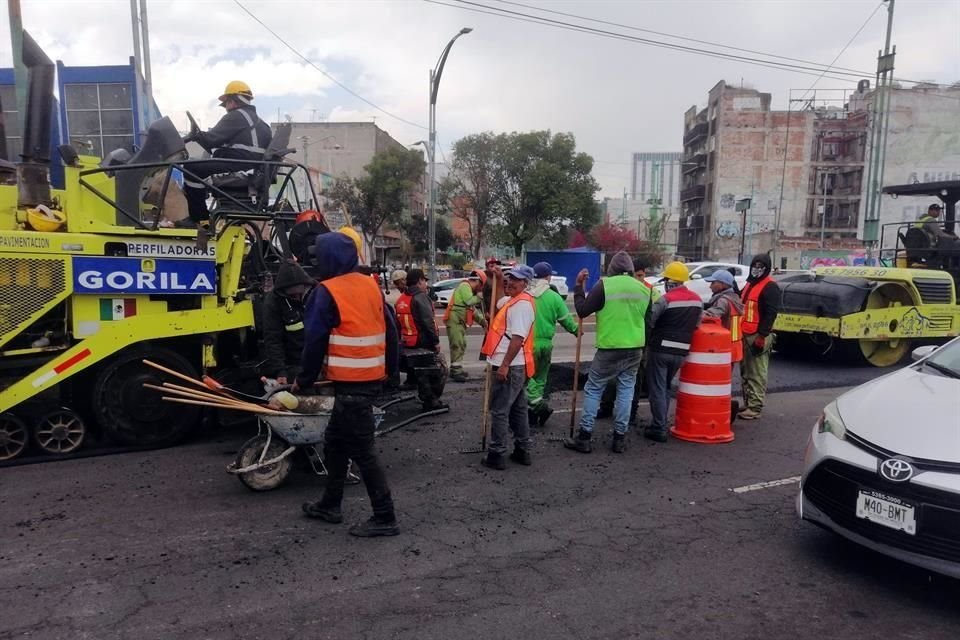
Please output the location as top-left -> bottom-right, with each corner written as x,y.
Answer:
570,317 -> 584,437
161,396 -> 290,416
142,359 -> 211,391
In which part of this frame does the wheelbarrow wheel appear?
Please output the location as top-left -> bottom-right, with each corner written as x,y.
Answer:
235,434 -> 293,492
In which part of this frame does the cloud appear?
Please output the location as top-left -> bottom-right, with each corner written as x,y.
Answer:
0,0 -> 954,198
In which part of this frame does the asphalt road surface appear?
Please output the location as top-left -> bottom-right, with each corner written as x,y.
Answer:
3,384 -> 959,639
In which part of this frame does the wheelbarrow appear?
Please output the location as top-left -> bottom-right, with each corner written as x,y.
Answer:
226,404 -> 385,491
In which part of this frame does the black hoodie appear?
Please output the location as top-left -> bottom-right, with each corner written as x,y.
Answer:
745,253 -> 781,337
261,262 -> 314,379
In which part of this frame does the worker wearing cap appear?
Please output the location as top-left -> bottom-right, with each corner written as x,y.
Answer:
564,251 -> 652,454
182,81 -> 273,225
480,264 -> 537,470
526,261 -> 579,427
915,203 -> 960,252
645,261 -> 703,442
260,261 -> 314,385
598,256 -> 661,423
704,269 -> 745,383
444,271 -> 488,382
390,269 -> 407,294
395,269 -> 447,413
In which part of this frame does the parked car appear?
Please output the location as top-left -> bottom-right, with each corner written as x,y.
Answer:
797,336 -> 960,579
430,278 -> 466,308
552,275 -> 569,300
645,262 -> 749,303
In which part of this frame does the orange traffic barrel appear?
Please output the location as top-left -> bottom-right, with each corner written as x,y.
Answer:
671,316 -> 735,444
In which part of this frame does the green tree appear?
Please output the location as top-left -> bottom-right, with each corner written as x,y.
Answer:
490,131 -> 599,256
328,146 -> 426,248
400,214 -> 455,254
440,132 -> 500,258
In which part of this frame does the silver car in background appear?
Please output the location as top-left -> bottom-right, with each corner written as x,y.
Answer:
798,336 -> 960,578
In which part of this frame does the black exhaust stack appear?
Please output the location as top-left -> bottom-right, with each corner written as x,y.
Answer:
17,30 -> 53,206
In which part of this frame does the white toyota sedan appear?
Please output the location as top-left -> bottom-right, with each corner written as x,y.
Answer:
645,262 -> 749,303
798,336 -> 960,578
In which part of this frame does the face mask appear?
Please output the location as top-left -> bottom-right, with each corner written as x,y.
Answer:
750,266 -> 765,279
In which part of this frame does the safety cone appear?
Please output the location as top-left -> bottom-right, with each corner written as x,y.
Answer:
671,317 -> 735,444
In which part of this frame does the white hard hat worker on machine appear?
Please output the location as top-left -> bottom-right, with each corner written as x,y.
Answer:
181,80 -> 273,227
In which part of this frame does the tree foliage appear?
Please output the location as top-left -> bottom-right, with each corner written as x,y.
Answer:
443,130 -> 600,257
400,214 -> 455,255
327,146 -> 425,247
589,223 -> 641,253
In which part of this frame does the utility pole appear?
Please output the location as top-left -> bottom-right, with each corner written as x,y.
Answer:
299,135 -> 310,207
736,197 -> 752,264
862,0 -> 896,260
647,161 -> 662,246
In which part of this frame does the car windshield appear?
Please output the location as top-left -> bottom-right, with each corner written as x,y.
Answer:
926,339 -> 960,377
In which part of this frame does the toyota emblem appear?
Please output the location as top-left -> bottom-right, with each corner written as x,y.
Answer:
879,458 -> 915,483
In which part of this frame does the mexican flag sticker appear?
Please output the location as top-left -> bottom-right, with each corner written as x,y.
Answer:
99,298 -> 137,321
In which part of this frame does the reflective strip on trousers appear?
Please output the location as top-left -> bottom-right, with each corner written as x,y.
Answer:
285,322 -> 304,332
326,355 -> 386,368
678,381 -> 732,397
661,339 -> 690,350
328,333 -> 386,347
685,352 -> 731,365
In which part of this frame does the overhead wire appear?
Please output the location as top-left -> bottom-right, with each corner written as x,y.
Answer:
423,0 -> 863,84
490,0 -> 873,77
798,2 -> 885,102
232,0 -> 427,130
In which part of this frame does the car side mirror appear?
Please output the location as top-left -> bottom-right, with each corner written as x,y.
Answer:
690,273 -> 703,280
911,345 -> 937,362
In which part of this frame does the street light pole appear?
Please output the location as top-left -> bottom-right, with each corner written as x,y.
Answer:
428,27 -> 472,283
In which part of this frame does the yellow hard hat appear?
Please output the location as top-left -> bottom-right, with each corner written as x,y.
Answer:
660,261 -> 690,283
337,226 -> 364,261
27,206 -> 66,232
219,80 -> 253,105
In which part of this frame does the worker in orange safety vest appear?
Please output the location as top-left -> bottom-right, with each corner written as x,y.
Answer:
737,253 -> 781,421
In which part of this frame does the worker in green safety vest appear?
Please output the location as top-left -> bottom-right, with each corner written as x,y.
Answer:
563,251 -> 652,454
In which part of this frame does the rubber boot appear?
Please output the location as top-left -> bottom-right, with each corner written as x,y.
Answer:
481,451 -> 507,470
538,405 -> 554,427
563,429 -> 593,453
612,433 -> 626,453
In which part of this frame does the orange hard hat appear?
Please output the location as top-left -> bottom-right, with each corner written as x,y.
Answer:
469,270 -> 487,286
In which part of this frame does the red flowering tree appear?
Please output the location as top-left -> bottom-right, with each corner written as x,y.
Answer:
589,223 -> 640,253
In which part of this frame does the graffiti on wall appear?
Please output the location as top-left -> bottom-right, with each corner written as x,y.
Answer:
719,193 -> 736,209
800,250 -> 868,270
716,219 -> 774,239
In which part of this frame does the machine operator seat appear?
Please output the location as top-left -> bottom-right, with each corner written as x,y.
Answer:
209,123 -> 295,209
899,226 -> 933,267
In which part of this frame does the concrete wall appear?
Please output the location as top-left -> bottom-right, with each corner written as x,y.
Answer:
861,86 -> 960,236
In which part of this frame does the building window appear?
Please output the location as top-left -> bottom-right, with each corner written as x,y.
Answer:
0,85 -> 21,158
65,83 -> 134,157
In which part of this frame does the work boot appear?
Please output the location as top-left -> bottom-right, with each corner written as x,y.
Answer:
422,399 -> 449,413
450,370 -> 468,383
643,429 -> 668,443
481,451 -> 507,470
528,408 -> 539,427
509,446 -> 532,466
563,429 -> 593,453
301,501 -> 343,523
612,433 -> 626,453
348,516 -> 400,537
738,408 -> 761,420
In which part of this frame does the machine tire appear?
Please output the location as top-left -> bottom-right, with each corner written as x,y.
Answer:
33,408 -> 86,455
235,434 -> 293,491
0,413 -> 29,461
93,346 -> 201,447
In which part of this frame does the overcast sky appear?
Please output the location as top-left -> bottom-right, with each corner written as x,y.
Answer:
0,0 -> 957,197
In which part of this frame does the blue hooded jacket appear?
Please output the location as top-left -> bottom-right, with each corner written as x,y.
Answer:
297,232 -> 399,386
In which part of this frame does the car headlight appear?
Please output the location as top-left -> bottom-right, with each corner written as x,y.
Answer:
816,400 -> 846,440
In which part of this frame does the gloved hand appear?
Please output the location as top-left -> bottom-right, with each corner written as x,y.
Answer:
751,335 -> 766,356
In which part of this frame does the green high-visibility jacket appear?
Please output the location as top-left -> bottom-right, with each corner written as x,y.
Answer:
596,274 -> 651,349
530,280 -> 578,347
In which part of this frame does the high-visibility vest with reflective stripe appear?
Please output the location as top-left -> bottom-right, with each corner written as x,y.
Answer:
222,108 -> 267,155
480,292 -> 536,376
596,275 -> 651,349
740,276 -> 773,336
729,304 -> 743,363
321,272 -> 387,382
395,293 -> 419,348
442,281 -> 477,326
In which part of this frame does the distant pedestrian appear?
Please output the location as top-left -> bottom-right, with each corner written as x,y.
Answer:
738,254 -> 781,420
444,271 -> 487,382
526,261 -> 579,427
480,264 -> 537,470
645,261 -> 702,442
564,251 -> 652,454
